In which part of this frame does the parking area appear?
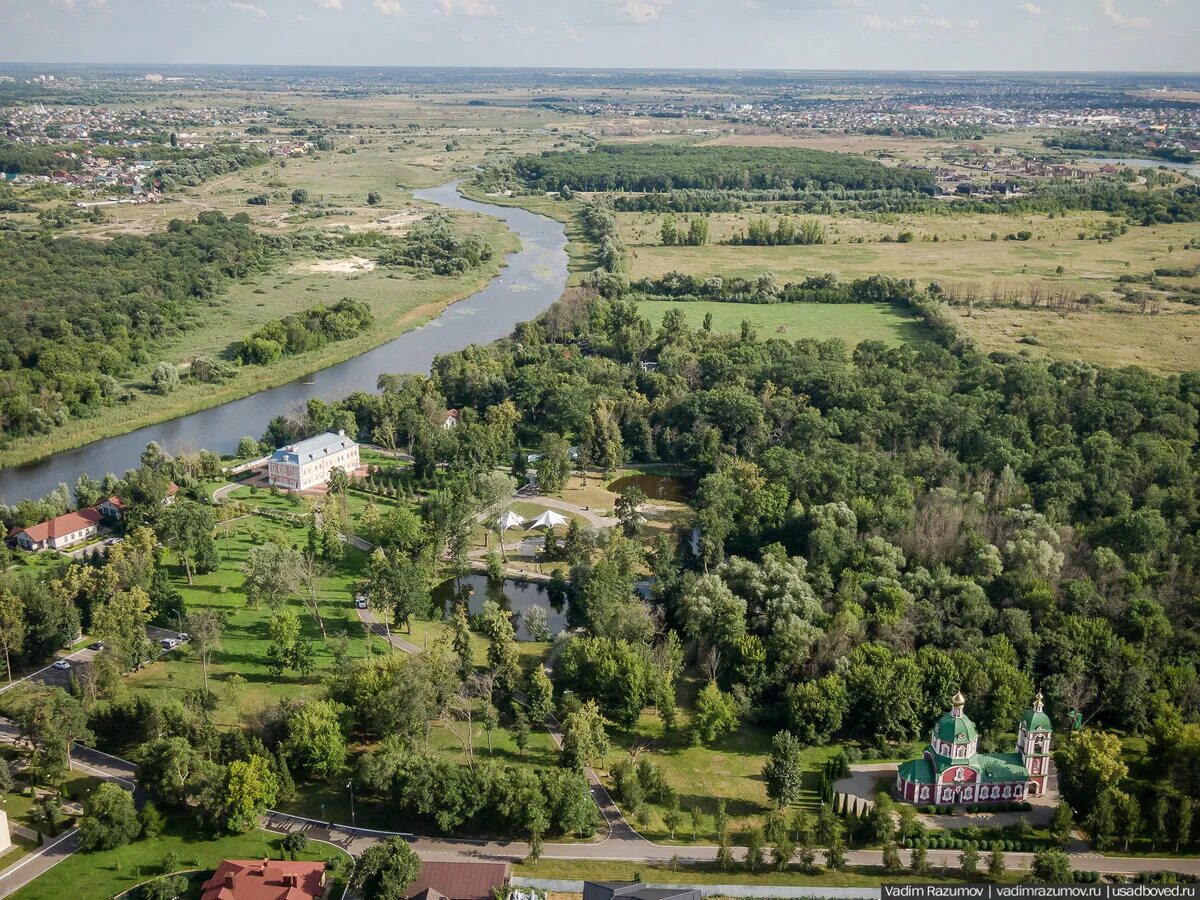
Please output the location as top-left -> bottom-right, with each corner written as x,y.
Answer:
3,624 -> 190,694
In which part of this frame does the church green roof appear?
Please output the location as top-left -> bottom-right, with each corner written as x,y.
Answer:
934,711 -> 977,745
898,757 -> 935,785
975,752 -> 1029,783
1021,707 -> 1052,732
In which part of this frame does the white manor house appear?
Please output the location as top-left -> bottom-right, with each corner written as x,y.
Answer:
267,431 -> 360,491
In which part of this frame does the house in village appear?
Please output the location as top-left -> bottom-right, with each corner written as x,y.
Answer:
407,861 -> 509,900
442,409 -> 460,430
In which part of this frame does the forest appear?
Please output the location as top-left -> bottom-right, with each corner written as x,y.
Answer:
307,281 -> 1200,845
0,212 -> 276,440
513,144 -> 937,193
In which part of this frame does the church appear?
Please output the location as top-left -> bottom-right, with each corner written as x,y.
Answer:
895,690 -> 1053,807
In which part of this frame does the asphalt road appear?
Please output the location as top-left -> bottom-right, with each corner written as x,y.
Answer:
0,625 -> 185,695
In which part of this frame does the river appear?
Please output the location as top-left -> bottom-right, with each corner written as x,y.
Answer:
0,182 -> 569,504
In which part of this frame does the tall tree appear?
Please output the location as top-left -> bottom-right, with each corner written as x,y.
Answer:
351,837 -> 422,900
157,499 -> 216,585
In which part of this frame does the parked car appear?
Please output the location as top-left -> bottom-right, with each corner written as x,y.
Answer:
177,632 -> 190,642
354,593 -> 368,609
89,641 -> 104,651
52,660 -> 70,670
160,638 -> 178,650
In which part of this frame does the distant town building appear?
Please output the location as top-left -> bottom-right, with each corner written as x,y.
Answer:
8,507 -> 102,551
895,690 -> 1053,807
200,860 -> 327,900
268,431 -> 359,491
442,409 -> 460,430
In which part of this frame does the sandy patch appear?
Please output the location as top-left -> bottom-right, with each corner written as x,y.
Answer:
376,209 -> 426,228
303,256 -> 377,275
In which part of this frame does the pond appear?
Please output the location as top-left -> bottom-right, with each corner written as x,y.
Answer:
607,472 -> 695,503
433,573 -> 569,642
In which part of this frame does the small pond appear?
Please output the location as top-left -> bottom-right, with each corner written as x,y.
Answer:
433,573 -> 569,642
607,472 -> 695,503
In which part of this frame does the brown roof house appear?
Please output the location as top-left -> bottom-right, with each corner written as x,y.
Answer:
8,507 -> 103,552
200,859 -> 328,900
407,861 -> 509,900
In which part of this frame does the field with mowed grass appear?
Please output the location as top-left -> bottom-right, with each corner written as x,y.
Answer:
637,300 -> 929,347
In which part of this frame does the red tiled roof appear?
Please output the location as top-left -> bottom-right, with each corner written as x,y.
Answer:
10,507 -> 102,544
407,861 -> 509,900
200,860 -> 326,900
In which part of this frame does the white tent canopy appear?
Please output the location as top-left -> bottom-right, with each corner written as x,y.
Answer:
531,509 -> 568,530
496,511 -> 526,530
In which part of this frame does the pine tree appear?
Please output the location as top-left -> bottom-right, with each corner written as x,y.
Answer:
744,827 -> 764,873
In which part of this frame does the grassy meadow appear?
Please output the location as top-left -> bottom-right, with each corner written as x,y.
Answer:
620,209 -> 1200,298
948,301 -> 1200,373
637,299 -> 929,346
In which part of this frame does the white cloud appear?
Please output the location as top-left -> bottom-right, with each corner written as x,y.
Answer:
1099,0 -> 1150,27
1021,2 -> 1042,15
614,0 -> 670,23
863,13 -> 979,33
438,0 -> 497,16
317,0 -> 343,8
562,21 -> 581,41
374,0 -> 406,13
216,0 -> 267,17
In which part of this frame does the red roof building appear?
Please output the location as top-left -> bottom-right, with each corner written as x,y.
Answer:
200,860 -> 328,900
407,861 -> 509,900
8,507 -> 103,552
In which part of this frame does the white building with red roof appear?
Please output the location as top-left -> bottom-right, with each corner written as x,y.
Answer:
8,507 -> 103,552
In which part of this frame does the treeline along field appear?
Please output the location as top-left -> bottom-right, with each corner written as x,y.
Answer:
514,144 -> 936,193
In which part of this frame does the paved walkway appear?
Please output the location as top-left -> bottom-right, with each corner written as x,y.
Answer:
0,724 -> 141,899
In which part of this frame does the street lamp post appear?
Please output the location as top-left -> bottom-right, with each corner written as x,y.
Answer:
347,779 -> 355,827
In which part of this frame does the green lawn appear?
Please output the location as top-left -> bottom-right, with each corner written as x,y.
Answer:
8,818 -> 349,900
126,514 -> 385,726
636,300 -> 928,347
598,674 -> 841,842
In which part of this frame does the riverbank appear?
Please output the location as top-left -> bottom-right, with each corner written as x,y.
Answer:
458,183 -> 597,282
0,209 -> 519,473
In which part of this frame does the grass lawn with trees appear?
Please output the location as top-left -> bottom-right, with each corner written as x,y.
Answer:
597,674 -> 842,843
124,515 -> 382,726
7,817 -> 349,900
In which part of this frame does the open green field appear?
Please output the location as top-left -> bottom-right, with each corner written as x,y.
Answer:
948,302 -> 1200,373
8,817 -> 349,900
638,300 -> 928,346
622,209 -> 1200,297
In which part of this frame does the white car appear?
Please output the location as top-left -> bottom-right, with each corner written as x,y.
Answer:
160,638 -> 178,650
52,660 -> 70,671
177,632 -> 190,642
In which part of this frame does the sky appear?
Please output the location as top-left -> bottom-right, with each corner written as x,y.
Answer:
1,0 -> 1196,73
